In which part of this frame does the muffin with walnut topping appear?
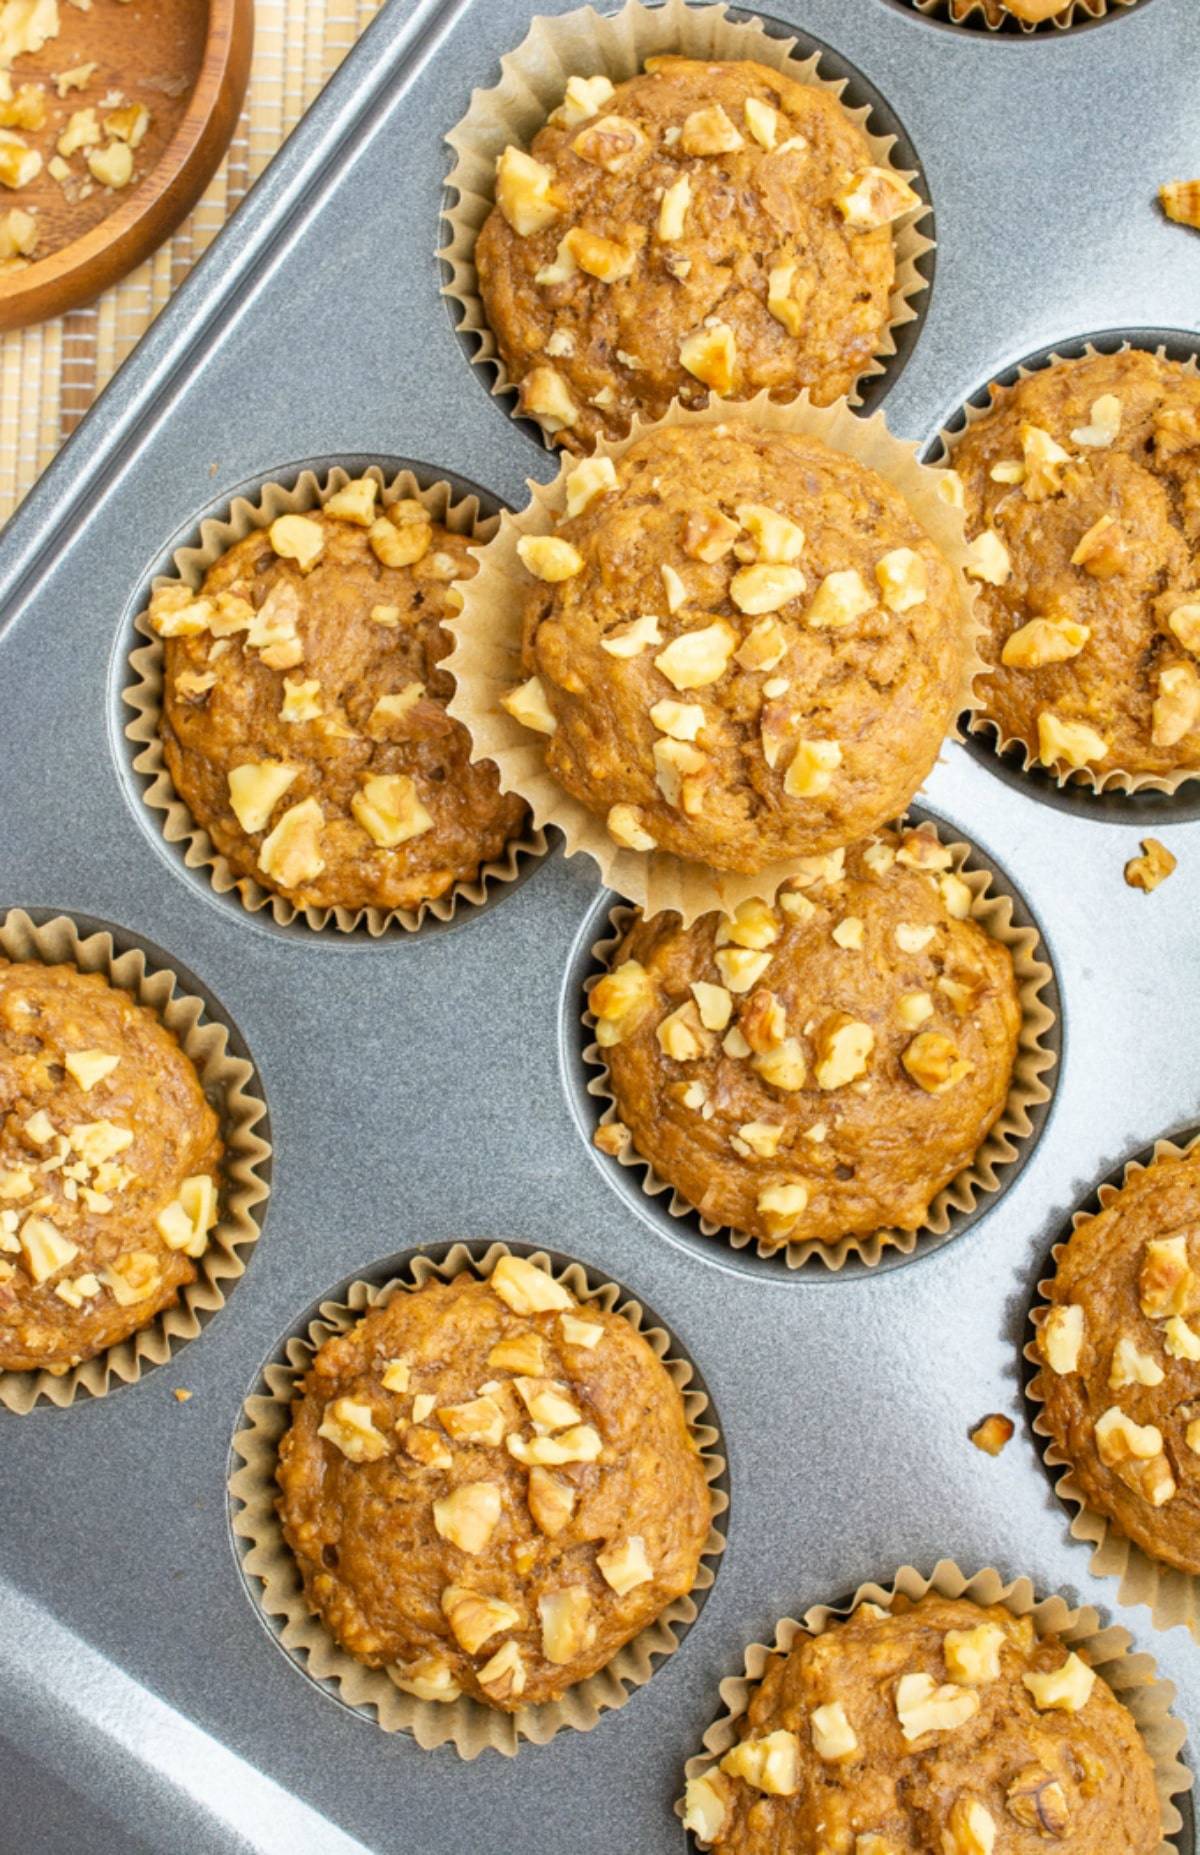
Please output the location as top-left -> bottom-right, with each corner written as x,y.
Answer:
500,423 -> 969,870
475,55 -> 922,453
1034,1143 -> 1200,1577
149,480 -> 528,915
949,348 -> 1200,786
682,1592 -> 1163,1852
588,825 -> 1021,1254
275,1257 -> 713,1711
0,959 -> 222,1373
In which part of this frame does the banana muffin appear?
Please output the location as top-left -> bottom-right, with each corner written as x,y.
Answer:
150,484 -> 528,915
275,1258 -> 713,1711
589,824 -> 1021,1252
501,425 -> 969,870
949,348 -> 1200,784
683,1592 -> 1163,1851
1035,1145 -> 1200,1577
475,56 -> 921,453
0,960 -> 222,1373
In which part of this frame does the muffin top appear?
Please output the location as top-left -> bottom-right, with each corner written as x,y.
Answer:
1036,1145 -> 1200,1576
951,349 -> 1200,783
474,56 -> 920,453
275,1260 -> 713,1711
589,826 -> 1021,1252
0,960 -> 222,1374
151,485 -> 528,915
954,0 -> 1077,20
684,1592 -> 1162,1853
503,424 -> 968,871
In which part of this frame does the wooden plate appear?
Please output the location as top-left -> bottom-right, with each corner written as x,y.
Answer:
0,0 -> 253,332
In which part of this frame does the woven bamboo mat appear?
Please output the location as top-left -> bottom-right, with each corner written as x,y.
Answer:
0,0 -> 384,524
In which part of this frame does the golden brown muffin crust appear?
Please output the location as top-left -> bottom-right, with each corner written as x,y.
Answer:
475,57 -> 914,453
276,1265 -> 713,1710
687,1593 -> 1162,1853
515,425 -> 967,869
155,497 -> 528,914
0,961 -> 222,1373
952,350 -> 1200,782
590,826 -> 1020,1250
1037,1146 -> 1200,1576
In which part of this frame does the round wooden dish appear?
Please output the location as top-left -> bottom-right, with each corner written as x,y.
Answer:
0,0 -> 253,332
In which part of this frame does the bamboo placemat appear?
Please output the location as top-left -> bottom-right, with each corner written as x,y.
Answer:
0,0 -> 384,525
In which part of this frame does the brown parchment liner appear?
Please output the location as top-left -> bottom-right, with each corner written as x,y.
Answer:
1027,1129 -> 1200,1639
0,909 -> 270,1414
677,1559 -> 1190,1851
123,465 -> 547,937
445,388 -> 983,924
581,819 -> 1056,1272
228,1239 -> 728,1758
440,0 -> 935,442
936,338 -> 1200,799
912,0 -> 1135,31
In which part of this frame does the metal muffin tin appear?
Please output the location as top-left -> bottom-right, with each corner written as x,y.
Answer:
1,0 -> 1198,1848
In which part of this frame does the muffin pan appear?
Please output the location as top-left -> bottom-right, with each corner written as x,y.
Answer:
0,0 -> 1199,1849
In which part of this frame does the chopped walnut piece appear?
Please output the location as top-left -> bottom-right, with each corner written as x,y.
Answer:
516,534 -> 583,582
1036,711 -> 1108,771
507,1422 -> 600,1467
731,562 -> 806,616
1165,1316 -> 1200,1362
395,1653 -> 460,1703
590,959 -> 655,1048
496,145 -> 560,235
519,365 -> 579,434
895,1673 -> 979,1741
944,1622 -> 1004,1686
1006,1767 -> 1071,1837
738,502 -> 804,565
814,1014 -> 873,1089
63,1048 -> 119,1091
1125,837 -> 1177,893
714,947 -> 772,994
742,95 -> 777,149
1160,179 -> 1200,230
564,455 -> 617,518
526,1464 -> 576,1538
679,321 -> 736,395
806,568 -> 872,630
539,1585 -> 594,1663
720,1729 -> 801,1796
1071,393 -> 1122,448
1023,1652 -> 1095,1714
606,803 -> 656,851
596,1535 -> 653,1595
437,1395 -> 505,1447
1020,423 -> 1071,500
442,1585 -> 520,1655
1109,1335 -> 1164,1390
551,73 -> 615,128
477,1639 -> 526,1702
1041,1303 -> 1085,1375
682,1772 -> 730,1844
810,1701 -> 858,1762
601,614 -> 663,658
350,774 -> 432,849
655,620 -> 736,690
317,1396 -> 388,1463
323,477 -> 378,526
757,1181 -> 808,1240
1002,615 -> 1090,669
1153,663 -> 1200,747
752,1037 -> 808,1092
835,166 -> 920,229
766,256 -> 808,336
563,224 -> 634,283
875,547 -> 927,613
650,697 -> 705,741
404,1425 -> 452,1470
903,1030 -> 973,1095
18,1216 -> 78,1284
653,736 -> 708,810
592,1121 -> 627,1157
657,1000 -> 712,1063
268,513 -> 324,572
969,1414 -> 1014,1457
490,1255 -> 573,1315
572,112 -> 646,171
500,675 -> 557,735
432,1481 -> 502,1554
1139,1233 -> 1196,1318
964,531 -> 1011,585
944,1799 -> 995,1855
784,738 -> 841,798
1070,513 -> 1127,580
683,508 -> 739,563
680,104 -> 743,156
1094,1406 -> 1176,1506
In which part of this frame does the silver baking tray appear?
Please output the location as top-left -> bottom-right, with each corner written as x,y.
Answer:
2,0 -> 1199,1849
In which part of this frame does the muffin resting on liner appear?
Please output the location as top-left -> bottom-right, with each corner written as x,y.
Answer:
947,348 -> 1200,791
